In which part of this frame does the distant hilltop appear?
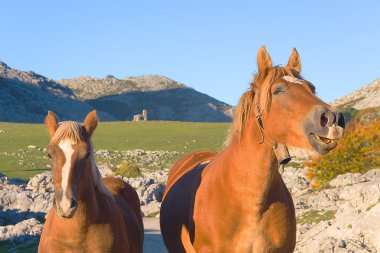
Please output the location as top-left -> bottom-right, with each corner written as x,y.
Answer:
0,61 -> 115,123
2,58 -> 380,123
0,60 -> 233,123
331,78 -> 380,110
331,78 -> 380,121
58,75 -> 185,100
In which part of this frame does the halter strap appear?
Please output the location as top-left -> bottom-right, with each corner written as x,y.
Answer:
253,87 -> 291,170
253,88 -> 265,144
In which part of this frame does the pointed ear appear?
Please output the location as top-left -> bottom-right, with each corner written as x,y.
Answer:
83,110 -> 98,137
45,111 -> 59,138
257,46 -> 272,78
286,48 -> 301,72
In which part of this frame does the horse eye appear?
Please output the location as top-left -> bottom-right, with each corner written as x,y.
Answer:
273,87 -> 285,95
47,153 -> 53,160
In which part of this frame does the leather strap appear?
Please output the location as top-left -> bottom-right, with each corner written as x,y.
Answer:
253,87 -> 291,168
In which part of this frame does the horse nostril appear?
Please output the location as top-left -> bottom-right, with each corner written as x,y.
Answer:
320,113 -> 328,127
337,112 -> 345,129
70,198 -> 77,209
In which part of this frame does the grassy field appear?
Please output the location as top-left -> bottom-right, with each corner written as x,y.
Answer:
0,121 -> 230,180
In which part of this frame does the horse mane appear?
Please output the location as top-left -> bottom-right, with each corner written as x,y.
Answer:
50,121 -> 114,199
50,121 -> 83,145
225,66 -> 300,145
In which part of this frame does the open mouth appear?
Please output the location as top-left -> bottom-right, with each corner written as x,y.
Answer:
313,134 -> 335,144
308,133 -> 338,154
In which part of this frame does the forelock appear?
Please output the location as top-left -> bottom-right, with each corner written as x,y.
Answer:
50,121 -> 84,145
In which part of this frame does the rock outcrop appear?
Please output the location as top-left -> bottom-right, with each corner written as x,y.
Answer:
58,75 -> 185,100
331,78 -> 380,110
282,165 -> 380,252
0,60 -> 233,123
0,61 -> 115,123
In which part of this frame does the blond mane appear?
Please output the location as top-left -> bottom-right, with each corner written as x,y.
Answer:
50,121 -> 83,145
50,121 -> 113,199
225,67 -> 300,145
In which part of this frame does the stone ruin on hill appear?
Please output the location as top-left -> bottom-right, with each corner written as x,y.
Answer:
133,109 -> 148,121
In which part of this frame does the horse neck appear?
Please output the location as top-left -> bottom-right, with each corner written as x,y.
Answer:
76,160 -> 105,218
221,117 -> 279,206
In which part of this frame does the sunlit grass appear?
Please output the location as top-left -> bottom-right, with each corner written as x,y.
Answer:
0,121 -> 230,180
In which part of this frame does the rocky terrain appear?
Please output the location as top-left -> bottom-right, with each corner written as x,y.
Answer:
283,166 -> 380,252
331,78 -> 380,124
0,61 -> 115,123
58,75 -> 185,100
87,88 -> 233,121
1,149 -> 380,252
331,78 -> 380,110
0,60 -> 233,123
60,74 -> 234,122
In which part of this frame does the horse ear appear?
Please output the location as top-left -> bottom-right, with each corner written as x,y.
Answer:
287,48 -> 301,72
257,46 -> 272,78
83,110 -> 98,137
45,111 -> 59,138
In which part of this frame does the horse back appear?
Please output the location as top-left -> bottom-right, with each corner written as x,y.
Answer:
163,150 -> 216,200
103,177 -> 144,252
160,151 -> 215,253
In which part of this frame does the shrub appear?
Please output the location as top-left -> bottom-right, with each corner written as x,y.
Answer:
305,119 -> 380,188
340,106 -> 358,123
114,161 -> 142,178
297,210 -> 336,225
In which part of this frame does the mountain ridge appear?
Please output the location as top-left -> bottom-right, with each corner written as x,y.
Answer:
0,60 -> 233,122
87,88 -> 233,122
331,78 -> 380,122
0,61 -> 115,123
58,75 -> 185,100
331,78 -> 380,110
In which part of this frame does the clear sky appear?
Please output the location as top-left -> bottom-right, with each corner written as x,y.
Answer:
1,1 -> 379,105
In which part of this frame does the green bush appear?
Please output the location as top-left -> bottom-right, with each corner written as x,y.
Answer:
297,210 -> 336,225
114,161 -> 142,178
340,106 -> 358,123
306,119 -> 380,188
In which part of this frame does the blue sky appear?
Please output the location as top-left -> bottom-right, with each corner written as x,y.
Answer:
1,1 -> 379,105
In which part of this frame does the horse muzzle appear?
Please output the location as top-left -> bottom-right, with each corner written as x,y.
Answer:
305,105 -> 345,154
54,195 -> 78,219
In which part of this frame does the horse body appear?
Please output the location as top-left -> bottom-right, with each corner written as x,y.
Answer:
192,142 -> 296,252
161,131 -> 296,252
161,46 -> 345,252
39,111 -> 143,253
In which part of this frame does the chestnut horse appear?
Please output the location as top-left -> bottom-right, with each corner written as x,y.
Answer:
160,46 -> 345,252
39,111 -> 143,253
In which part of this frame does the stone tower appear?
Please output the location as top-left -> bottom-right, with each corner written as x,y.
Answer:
142,109 -> 148,121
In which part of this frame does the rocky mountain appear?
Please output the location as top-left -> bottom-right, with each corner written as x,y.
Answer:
0,61 -> 115,123
331,78 -> 380,110
330,78 -> 380,122
60,75 -> 234,122
58,75 -> 185,100
0,60 -> 233,123
87,88 -> 233,122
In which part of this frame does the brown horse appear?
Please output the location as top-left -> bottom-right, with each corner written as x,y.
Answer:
160,46 -> 345,252
38,111 -> 143,253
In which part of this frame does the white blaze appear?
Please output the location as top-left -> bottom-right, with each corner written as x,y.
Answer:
58,140 -> 75,210
283,75 -> 303,84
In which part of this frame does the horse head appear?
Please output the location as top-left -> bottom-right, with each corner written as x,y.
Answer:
45,111 -> 98,218
230,46 -> 345,157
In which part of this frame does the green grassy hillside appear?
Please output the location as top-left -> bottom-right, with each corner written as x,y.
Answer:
0,121 -> 230,180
